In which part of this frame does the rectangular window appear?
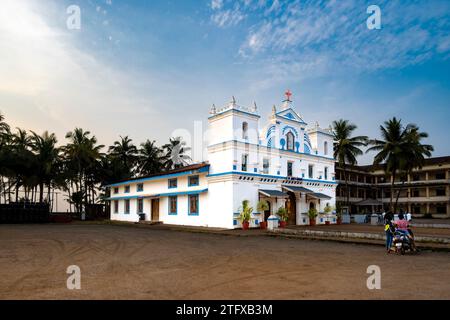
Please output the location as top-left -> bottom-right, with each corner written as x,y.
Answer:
262,158 -> 270,174
137,199 -> 144,213
168,178 -> 177,189
324,167 -> 329,180
308,164 -> 314,179
169,196 -> 177,215
114,200 -> 119,213
241,154 -> 248,172
436,188 -> 446,196
437,205 -> 447,214
137,183 -> 144,192
287,162 -> 293,177
188,175 -> 199,187
413,189 -> 420,197
435,172 -> 445,180
114,187 -> 119,194
124,200 -> 130,214
124,186 -> 130,193
189,194 -> 199,215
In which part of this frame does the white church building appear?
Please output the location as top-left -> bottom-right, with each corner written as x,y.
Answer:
107,92 -> 337,229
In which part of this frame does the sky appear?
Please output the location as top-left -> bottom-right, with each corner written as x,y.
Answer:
0,0 -> 449,164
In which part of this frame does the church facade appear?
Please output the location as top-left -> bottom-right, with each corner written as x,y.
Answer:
107,92 -> 337,228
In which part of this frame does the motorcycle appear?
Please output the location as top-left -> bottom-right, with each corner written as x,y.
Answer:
392,229 -> 416,255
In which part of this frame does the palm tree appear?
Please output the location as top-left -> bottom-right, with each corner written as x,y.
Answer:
0,112 -> 10,134
137,140 -> 164,175
30,131 -> 60,203
162,137 -> 192,170
332,119 -> 368,209
367,117 -> 433,212
9,128 -> 36,202
63,128 -> 104,213
108,136 -> 138,175
0,112 -> 11,203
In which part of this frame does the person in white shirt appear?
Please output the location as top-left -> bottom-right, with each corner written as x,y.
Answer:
406,212 -> 412,222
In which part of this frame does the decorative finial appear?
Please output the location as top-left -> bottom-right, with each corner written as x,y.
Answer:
210,104 -> 216,114
253,101 -> 257,112
272,105 -> 277,115
230,96 -> 236,106
315,121 -> 320,128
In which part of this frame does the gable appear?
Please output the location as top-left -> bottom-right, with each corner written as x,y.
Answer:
276,108 -> 306,124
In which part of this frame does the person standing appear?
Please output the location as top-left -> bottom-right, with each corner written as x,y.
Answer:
384,211 -> 395,253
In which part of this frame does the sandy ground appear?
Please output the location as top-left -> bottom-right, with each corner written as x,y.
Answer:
0,224 -> 449,300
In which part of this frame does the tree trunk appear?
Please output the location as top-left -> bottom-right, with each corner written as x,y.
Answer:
394,179 -> 406,214
390,170 -> 396,212
343,165 -> 350,212
39,182 -> 44,203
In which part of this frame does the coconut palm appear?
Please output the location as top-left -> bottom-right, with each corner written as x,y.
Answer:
137,140 -> 164,175
367,117 -> 433,212
30,131 -> 60,203
62,128 -> 104,213
108,136 -> 138,175
162,137 -> 192,170
332,119 -> 368,208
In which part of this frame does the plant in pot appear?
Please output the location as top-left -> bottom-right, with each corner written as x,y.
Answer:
277,207 -> 289,228
336,210 -> 343,225
238,200 -> 253,230
308,207 -> 318,226
257,200 -> 269,229
324,204 -> 332,225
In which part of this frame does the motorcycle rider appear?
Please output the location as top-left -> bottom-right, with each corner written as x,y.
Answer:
394,213 -> 417,252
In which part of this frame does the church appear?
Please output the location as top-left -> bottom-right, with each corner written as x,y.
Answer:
107,91 -> 337,228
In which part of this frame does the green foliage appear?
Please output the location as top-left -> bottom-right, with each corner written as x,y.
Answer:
0,110 -> 192,213
257,200 -> 269,213
323,204 -> 333,214
308,207 -> 318,220
238,200 -> 253,223
367,117 -> 433,212
277,207 -> 289,222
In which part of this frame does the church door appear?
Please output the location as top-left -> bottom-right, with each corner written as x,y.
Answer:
285,192 -> 297,225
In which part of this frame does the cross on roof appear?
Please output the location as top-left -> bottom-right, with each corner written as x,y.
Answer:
284,89 -> 292,101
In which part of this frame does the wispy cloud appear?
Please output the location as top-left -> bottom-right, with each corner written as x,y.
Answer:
210,1 -> 246,28
211,0 -> 450,85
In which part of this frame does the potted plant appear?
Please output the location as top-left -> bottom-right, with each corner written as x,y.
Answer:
257,200 -> 269,229
277,207 -> 289,228
336,210 -> 343,225
238,200 -> 253,230
324,204 -> 332,225
308,207 -> 318,226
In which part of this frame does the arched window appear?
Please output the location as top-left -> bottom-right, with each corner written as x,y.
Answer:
324,141 -> 328,155
286,132 -> 295,151
242,122 -> 248,139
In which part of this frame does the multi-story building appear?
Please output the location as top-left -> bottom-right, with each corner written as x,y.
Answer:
107,92 -> 338,228
335,156 -> 450,218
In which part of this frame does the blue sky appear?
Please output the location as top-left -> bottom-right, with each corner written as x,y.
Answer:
0,0 -> 449,164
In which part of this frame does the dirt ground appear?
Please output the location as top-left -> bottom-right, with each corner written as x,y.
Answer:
1,224 -> 450,300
